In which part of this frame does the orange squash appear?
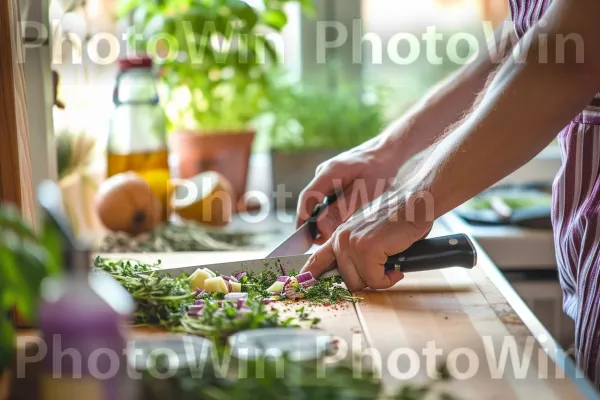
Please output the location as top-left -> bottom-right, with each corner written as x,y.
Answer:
171,171 -> 235,227
95,172 -> 162,235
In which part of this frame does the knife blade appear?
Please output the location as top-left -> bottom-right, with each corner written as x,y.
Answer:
266,192 -> 342,262
139,234 -> 478,279
266,223 -> 313,259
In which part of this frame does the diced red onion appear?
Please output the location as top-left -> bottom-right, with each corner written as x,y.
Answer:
188,305 -> 204,313
221,275 -> 239,283
235,272 -> 247,280
277,276 -> 290,282
262,296 -> 281,304
283,277 -> 304,300
300,278 -> 316,289
225,293 -> 247,302
282,277 -> 296,292
187,310 -> 201,318
195,299 -> 205,306
295,272 -> 317,289
225,280 -> 232,293
237,298 -> 247,310
295,272 -> 313,283
195,288 -> 205,296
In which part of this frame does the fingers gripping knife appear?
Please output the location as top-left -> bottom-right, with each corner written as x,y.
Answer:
146,193 -> 478,279
267,192 -> 477,274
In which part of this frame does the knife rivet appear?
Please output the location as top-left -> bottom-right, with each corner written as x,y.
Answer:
449,238 -> 459,245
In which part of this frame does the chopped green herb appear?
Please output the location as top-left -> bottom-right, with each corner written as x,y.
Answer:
93,256 -> 357,343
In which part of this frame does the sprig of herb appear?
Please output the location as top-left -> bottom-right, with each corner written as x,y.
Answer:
94,257 -> 318,343
95,257 -> 194,328
177,299 -> 301,344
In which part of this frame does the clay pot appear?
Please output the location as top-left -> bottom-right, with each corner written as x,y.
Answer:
0,370 -> 10,400
271,148 -> 342,210
169,131 -> 255,202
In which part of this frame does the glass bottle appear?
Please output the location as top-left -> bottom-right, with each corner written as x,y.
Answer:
107,56 -> 169,177
107,56 -> 170,217
36,180 -> 137,400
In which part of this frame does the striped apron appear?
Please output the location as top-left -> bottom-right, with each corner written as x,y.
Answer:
510,0 -> 600,387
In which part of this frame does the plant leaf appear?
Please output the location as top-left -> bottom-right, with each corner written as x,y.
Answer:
261,9 -> 287,31
0,320 -> 15,372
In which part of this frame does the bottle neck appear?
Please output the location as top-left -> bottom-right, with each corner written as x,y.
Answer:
113,68 -> 159,106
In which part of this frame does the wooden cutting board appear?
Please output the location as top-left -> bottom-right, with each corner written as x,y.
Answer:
14,222 -> 597,399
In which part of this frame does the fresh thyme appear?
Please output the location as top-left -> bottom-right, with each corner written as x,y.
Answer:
94,257 -> 323,342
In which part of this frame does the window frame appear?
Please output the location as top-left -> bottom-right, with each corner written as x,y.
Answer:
1,0 -> 36,224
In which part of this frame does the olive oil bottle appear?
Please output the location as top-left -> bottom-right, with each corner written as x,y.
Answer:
108,56 -> 170,217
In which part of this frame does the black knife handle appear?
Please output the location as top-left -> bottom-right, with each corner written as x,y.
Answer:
308,192 -> 342,240
384,234 -> 477,273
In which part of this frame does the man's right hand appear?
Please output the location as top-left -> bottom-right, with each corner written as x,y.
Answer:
296,135 -> 408,244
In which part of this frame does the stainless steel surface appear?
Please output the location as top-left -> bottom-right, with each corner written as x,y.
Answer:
266,222 -> 313,258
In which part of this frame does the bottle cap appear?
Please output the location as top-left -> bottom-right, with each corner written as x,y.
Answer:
118,55 -> 153,70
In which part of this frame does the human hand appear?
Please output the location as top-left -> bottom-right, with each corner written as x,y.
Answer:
296,136 -> 409,244
300,193 -> 433,291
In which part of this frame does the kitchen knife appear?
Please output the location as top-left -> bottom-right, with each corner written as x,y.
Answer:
266,192 -> 341,259
134,233 -> 477,279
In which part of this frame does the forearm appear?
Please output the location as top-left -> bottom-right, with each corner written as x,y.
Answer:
380,24 -> 517,158
408,0 -> 600,219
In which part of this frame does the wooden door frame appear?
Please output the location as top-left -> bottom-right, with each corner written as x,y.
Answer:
0,0 -> 35,224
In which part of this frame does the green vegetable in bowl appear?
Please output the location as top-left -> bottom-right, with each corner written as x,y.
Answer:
465,192 -> 552,212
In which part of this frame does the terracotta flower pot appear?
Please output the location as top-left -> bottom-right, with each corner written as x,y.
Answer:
0,370 -> 10,400
169,131 -> 255,202
271,148 -> 343,210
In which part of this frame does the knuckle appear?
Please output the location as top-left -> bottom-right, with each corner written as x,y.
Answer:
336,228 -> 351,245
348,232 -> 362,249
364,275 -> 385,290
349,233 -> 370,254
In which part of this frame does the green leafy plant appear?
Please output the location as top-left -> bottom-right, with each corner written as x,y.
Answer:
141,349 -> 456,400
0,206 -> 60,373
267,81 -> 388,152
118,0 -> 314,133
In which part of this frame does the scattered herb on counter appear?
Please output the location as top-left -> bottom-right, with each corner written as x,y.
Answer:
98,222 -> 258,253
177,300 -> 308,344
94,257 -> 318,343
95,257 -> 194,328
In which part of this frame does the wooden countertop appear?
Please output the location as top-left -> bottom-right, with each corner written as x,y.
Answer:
14,221 -> 599,399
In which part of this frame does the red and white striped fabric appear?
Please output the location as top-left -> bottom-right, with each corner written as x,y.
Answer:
510,0 -> 600,388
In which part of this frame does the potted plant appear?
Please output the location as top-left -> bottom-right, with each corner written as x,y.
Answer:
118,0 -> 312,202
0,205 -> 59,400
268,82 -> 388,209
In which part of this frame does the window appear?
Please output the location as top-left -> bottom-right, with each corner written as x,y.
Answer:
362,0 -> 507,114
50,0 -> 120,154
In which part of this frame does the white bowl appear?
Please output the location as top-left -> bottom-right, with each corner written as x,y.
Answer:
228,328 -> 332,362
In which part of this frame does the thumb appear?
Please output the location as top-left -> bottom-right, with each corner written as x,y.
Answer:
300,238 -> 336,279
314,185 -> 366,245
384,270 -> 405,288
